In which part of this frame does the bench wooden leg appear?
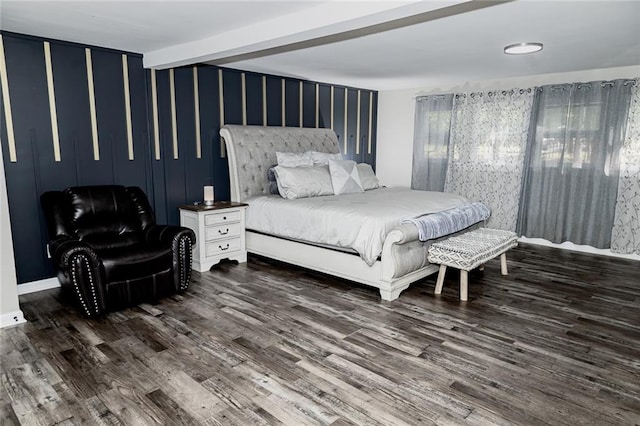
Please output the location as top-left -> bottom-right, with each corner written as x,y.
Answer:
460,270 -> 468,301
434,264 -> 447,295
500,253 -> 508,275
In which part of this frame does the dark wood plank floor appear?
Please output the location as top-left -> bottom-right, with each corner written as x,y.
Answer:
2,243 -> 639,425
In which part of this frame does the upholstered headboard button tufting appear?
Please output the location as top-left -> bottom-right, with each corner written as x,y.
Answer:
220,125 -> 341,203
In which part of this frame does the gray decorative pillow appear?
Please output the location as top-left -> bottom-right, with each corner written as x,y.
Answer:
356,163 -> 380,190
267,166 -> 279,194
309,151 -> 343,165
328,160 -> 364,195
273,165 -> 334,199
276,151 -> 313,167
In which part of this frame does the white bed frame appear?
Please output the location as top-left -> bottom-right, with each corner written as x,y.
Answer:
220,125 -> 439,301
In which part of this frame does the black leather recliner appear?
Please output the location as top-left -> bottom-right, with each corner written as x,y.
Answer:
41,185 -> 196,318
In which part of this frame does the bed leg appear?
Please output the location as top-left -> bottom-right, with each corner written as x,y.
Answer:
434,264 -> 446,295
379,282 -> 410,301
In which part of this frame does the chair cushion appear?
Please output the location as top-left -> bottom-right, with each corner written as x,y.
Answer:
82,231 -> 145,251
97,243 -> 173,283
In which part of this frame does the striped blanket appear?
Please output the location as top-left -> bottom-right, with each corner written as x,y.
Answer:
402,202 -> 491,242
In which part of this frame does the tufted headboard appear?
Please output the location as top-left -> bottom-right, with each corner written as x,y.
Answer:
220,125 -> 341,202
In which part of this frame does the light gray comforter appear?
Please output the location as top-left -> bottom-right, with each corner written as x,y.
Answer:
245,187 -> 469,265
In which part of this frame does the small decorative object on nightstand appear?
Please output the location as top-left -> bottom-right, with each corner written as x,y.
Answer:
179,201 -> 248,272
203,185 -> 215,206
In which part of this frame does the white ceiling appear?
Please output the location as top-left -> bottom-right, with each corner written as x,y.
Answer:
1,1 -> 639,90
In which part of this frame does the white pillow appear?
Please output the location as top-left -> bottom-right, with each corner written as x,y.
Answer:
328,160 -> 364,195
276,151 -> 313,167
273,165 -> 334,199
356,163 -> 380,190
309,151 -> 343,165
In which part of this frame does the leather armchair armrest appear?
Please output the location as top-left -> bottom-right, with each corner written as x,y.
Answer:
48,236 -> 107,318
49,236 -> 99,269
144,225 -> 196,247
144,225 -> 196,292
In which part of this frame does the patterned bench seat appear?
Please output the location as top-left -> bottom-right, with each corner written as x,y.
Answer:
427,228 -> 518,301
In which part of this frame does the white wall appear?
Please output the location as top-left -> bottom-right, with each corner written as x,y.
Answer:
0,138 -> 25,327
376,65 -> 640,188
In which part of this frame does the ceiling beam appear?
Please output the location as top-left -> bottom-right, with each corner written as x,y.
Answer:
144,0 -> 509,70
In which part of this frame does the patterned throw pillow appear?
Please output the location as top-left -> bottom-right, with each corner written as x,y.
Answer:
328,160 -> 364,195
356,163 -> 380,190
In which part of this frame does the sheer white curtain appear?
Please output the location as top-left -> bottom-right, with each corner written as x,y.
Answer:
444,89 -> 534,231
611,79 -> 640,254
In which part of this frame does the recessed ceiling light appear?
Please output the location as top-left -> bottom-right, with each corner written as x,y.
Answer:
504,42 -> 543,55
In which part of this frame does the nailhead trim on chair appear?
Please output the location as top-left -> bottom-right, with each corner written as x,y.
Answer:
179,235 -> 193,291
69,254 -> 99,317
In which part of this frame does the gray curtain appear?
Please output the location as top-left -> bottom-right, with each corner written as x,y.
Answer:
411,95 -> 453,191
518,80 -> 634,248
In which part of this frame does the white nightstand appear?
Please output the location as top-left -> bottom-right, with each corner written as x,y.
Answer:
179,202 -> 248,272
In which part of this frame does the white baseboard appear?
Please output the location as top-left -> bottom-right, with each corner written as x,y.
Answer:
17,277 -> 60,295
0,310 -> 26,328
519,237 -> 640,261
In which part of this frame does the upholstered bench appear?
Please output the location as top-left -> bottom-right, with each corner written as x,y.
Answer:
427,228 -> 518,301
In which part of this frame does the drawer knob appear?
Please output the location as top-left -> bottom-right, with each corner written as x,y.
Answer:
223,216 -> 227,220
218,228 -> 229,235
219,243 -> 230,251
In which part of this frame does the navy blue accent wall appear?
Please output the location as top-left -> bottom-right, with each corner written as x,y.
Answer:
284,79 -> 300,127
265,76 -> 283,126
222,69 -> 243,125
302,82 -> 316,128
318,84 -> 331,129
245,73 -> 263,126
0,31 -> 379,284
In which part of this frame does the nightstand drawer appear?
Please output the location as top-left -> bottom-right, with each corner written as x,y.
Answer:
205,238 -> 241,257
205,223 -> 241,241
204,210 -> 241,226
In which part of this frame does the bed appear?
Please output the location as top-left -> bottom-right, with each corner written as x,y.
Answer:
220,124 -> 473,301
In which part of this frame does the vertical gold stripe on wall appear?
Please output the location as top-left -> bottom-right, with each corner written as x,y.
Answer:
193,67 -> 201,159
343,88 -> 348,154
241,72 -> 247,125
330,86 -> 334,130
85,49 -> 100,160
262,76 -> 267,126
150,69 -> 160,160
281,79 -> 285,127
315,83 -> 319,128
368,92 -> 373,154
356,90 -> 361,156
218,69 -> 225,158
122,54 -> 134,160
43,42 -> 61,162
0,35 -> 17,162
299,81 -> 303,128
169,69 -> 178,159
